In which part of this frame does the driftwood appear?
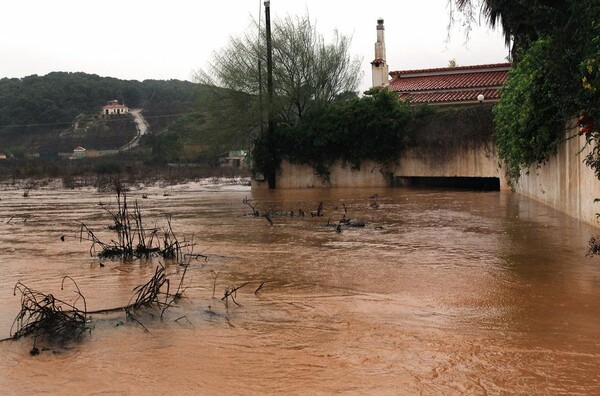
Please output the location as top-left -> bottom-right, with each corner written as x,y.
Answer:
7,264 -> 192,349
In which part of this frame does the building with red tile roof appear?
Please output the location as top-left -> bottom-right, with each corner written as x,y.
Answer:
101,99 -> 129,116
370,19 -> 511,104
387,63 -> 511,105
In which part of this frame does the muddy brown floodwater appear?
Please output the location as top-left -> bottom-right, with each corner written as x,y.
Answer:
0,180 -> 600,395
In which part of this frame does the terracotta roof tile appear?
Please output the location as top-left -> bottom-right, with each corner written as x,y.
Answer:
102,100 -> 128,109
102,103 -> 127,109
388,63 -> 511,104
397,88 -> 501,104
389,62 -> 511,76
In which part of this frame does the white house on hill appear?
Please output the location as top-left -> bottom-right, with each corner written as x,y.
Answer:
101,100 -> 129,116
71,146 -> 86,159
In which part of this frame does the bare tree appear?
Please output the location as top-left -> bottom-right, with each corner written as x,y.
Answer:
195,13 -> 362,133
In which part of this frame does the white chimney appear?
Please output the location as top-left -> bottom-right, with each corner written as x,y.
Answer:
371,18 -> 389,88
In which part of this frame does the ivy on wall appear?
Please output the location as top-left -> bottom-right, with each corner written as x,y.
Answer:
493,38 -> 582,182
411,103 -> 495,164
490,1 -> 600,184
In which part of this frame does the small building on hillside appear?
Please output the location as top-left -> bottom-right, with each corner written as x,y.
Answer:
101,100 -> 129,117
219,150 -> 248,169
71,146 -> 86,159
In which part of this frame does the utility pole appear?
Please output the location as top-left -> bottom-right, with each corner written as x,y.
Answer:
264,0 -> 276,189
257,0 -> 263,135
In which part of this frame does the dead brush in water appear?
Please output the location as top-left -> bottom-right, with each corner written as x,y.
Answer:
124,263 -> 189,328
79,188 -> 190,261
10,277 -> 89,349
586,234 -> 600,257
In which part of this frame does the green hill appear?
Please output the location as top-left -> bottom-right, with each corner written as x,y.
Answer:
0,72 -> 244,163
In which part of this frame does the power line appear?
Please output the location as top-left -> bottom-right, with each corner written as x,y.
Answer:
0,111 -> 204,129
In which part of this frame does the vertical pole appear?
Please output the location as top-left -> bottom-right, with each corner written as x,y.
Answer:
258,0 -> 263,135
258,60 -> 263,133
264,0 -> 276,189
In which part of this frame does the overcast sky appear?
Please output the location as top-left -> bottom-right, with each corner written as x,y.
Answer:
1,0 -> 508,92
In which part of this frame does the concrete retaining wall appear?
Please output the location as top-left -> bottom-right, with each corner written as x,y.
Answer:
253,142 -> 507,189
393,145 -> 506,185
253,160 -> 391,189
253,123 -> 600,227
514,123 -> 600,227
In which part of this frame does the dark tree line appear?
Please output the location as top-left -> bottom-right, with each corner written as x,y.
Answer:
0,72 -> 205,132
0,72 -> 222,162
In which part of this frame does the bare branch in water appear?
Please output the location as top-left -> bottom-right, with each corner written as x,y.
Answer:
212,271 -> 220,298
264,212 -> 273,226
242,196 -> 260,216
222,282 -> 250,308
254,282 -> 265,294
122,263 -> 190,326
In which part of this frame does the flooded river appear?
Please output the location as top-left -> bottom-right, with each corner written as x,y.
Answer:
0,179 -> 599,394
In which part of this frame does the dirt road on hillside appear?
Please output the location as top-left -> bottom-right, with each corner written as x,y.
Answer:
120,109 -> 149,150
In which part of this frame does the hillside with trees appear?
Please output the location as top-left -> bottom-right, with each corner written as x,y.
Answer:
0,72 -> 245,165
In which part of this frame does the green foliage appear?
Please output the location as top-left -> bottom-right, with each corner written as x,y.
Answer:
0,72 -> 253,166
7,146 -> 26,159
493,38 -> 580,180
92,161 -> 122,175
253,89 -> 416,180
451,0 -> 572,60
197,13 -> 361,126
580,18 -> 600,120
146,131 -> 183,164
0,72 -> 206,153
474,0 -> 600,183
252,90 -> 499,181
0,73 -> 203,128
